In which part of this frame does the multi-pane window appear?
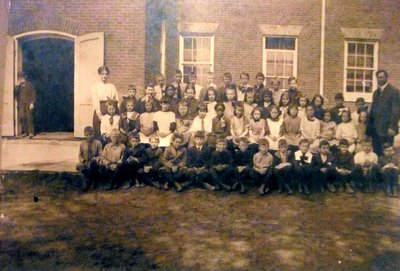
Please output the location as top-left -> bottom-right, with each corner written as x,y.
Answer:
263,37 -> 297,90
179,36 -> 214,86
344,41 -> 378,101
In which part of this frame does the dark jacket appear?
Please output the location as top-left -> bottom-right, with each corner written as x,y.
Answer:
187,145 -> 212,168
233,148 -> 254,167
210,150 -> 234,167
367,83 -> 400,137
122,144 -> 147,165
273,150 -> 294,168
334,151 -> 354,171
144,147 -> 163,170
312,152 -> 335,170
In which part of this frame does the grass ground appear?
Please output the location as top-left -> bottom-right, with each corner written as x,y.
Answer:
0,173 -> 400,270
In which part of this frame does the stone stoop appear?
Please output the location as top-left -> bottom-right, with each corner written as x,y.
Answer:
1,138 -> 80,172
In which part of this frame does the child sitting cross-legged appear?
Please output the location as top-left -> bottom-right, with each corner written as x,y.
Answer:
353,138 -> 379,193
121,132 -> 147,189
294,139 -> 313,195
311,140 -> 337,193
77,126 -> 103,192
233,137 -> 254,194
209,137 -> 238,191
186,131 -> 216,191
334,139 -> 355,194
159,133 -> 187,192
273,139 -> 294,195
137,135 -> 163,189
379,143 -> 399,197
251,138 -> 274,195
95,129 -> 126,190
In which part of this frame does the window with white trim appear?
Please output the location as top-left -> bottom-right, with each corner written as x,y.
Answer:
344,41 -> 378,102
179,35 -> 214,86
263,37 -> 297,90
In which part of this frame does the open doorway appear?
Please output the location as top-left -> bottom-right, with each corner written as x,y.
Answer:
20,38 -> 74,133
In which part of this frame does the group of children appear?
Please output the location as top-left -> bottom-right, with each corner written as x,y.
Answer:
76,70 -> 399,197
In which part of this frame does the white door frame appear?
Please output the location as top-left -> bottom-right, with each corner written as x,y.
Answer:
11,30 -> 77,135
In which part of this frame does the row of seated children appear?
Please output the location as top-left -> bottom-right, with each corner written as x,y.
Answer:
99,85 -> 370,158
77,125 -> 398,197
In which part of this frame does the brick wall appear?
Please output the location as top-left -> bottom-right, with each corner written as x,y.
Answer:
324,0 -> 400,107
8,0 -> 147,97
172,0 -> 322,98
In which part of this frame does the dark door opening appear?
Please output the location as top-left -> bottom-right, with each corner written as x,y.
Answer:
21,38 -> 74,133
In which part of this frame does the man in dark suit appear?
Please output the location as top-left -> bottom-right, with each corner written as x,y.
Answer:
367,70 -> 400,155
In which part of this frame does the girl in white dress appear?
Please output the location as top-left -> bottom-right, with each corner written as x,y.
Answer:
204,87 -> 218,119
248,107 -> 266,144
265,105 -> 284,151
153,96 -> 177,147
138,100 -> 155,144
336,109 -> 358,153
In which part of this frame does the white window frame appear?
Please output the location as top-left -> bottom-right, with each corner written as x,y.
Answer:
179,35 -> 214,86
343,40 -> 379,103
262,36 -> 298,90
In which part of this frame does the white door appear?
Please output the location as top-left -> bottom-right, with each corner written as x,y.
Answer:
74,32 -> 104,137
1,36 -> 15,136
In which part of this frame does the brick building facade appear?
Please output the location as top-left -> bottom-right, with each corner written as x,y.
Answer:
2,0 -> 399,137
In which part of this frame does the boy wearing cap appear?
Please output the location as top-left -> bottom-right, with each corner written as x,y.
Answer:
77,126 -> 103,192
121,133 -> 147,189
233,137 -> 253,194
251,138 -> 274,195
185,131 -> 215,190
14,71 -> 36,138
273,139 -> 294,195
209,137 -> 238,191
334,139 -> 355,193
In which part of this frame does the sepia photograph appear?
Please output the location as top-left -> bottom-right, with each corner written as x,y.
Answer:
0,0 -> 400,270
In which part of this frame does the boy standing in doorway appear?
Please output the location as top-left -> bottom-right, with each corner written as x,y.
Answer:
14,71 -> 36,138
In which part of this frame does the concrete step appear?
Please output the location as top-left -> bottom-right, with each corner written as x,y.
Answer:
1,138 -> 80,172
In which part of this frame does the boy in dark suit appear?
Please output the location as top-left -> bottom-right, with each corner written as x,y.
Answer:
14,71 -> 36,138
121,133 -> 147,189
186,131 -> 215,190
293,139 -> 314,195
273,139 -> 294,195
311,140 -> 337,193
379,143 -> 399,197
334,139 -> 355,193
233,137 -> 253,194
209,137 -> 238,191
137,135 -> 164,188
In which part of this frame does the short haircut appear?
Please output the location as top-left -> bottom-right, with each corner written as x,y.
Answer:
160,96 -> 171,104
175,69 -> 182,75
128,132 -> 140,140
255,72 -> 265,79
355,97 -> 365,104
271,77 -> 281,85
319,140 -> 330,148
223,72 -> 232,79
226,83 -> 236,90
97,65 -> 110,74
216,136 -> 227,144
189,72 -> 197,79
278,138 -> 288,147
334,93 -> 344,101
127,84 -> 136,90
376,69 -> 388,78
339,138 -> 349,146
259,138 -> 269,146
299,138 -> 310,146
156,73 -> 165,80
178,100 -> 189,107
110,128 -> 120,136
288,76 -> 297,83
363,137 -> 373,145
145,83 -> 154,89
149,134 -> 160,143
207,71 -> 215,77
194,130 -> 205,138
240,72 -> 250,79
125,98 -> 136,105
383,142 -> 393,149
171,133 -> 183,142
84,126 -> 94,134
238,137 -> 250,144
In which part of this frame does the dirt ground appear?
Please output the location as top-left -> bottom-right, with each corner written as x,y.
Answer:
1,173 -> 400,270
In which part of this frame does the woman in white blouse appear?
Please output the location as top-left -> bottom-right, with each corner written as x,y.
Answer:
92,66 -> 119,135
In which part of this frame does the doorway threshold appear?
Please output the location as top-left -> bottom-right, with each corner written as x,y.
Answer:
15,132 -> 79,141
